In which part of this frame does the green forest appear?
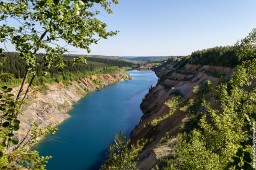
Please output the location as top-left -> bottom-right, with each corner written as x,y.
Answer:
161,41 -> 255,69
1,53 -> 134,78
0,52 -> 134,86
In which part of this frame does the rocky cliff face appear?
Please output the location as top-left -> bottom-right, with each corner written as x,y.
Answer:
15,70 -> 130,148
131,62 -> 234,170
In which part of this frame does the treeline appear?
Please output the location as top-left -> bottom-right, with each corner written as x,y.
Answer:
188,46 -> 239,67
81,57 -> 134,68
159,45 -> 255,68
0,52 -> 134,79
0,52 -> 27,78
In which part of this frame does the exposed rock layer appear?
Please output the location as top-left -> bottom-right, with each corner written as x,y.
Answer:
15,70 -> 130,148
131,63 -> 234,170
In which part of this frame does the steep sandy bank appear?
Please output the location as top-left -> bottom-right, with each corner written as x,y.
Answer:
14,70 -> 130,148
131,63 -> 234,169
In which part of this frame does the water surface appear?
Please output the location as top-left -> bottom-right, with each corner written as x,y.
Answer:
35,70 -> 157,170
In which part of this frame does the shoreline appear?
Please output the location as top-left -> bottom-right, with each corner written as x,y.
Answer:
15,70 -> 131,149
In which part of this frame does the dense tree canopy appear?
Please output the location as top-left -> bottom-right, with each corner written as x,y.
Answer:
188,46 -> 238,67
0,52 -> 133,80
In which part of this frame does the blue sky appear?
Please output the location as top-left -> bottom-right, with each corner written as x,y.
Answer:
80,0 -> 256,56
2,1 -> 256,56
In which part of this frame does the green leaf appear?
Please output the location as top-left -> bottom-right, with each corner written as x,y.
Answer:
8,101 -> 15,107
236,148 -> 243,157
8,133 -> 14,137
53,0 -> 60,5
0,150 -> 3,158
2,86 -> 7,90
2,122 -> 10,127
11,138 -> 19,145
6,115 -> 14,120
38,0 -> 47,6
243,162 -> 253,170
1,141 -> 6,147
7,108 -> 15,113
6,88 -> 12,92
7,93 -> 14,97
232,156 -> 240,164
13,124 -> 19,131
13,119 -> 20,125
244,151 -> 252,162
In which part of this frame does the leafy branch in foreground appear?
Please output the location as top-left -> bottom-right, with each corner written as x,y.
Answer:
0,0 -> 119,169
0,86 -> 58,169
101,132 -> 144,170
0,0 -> 118,101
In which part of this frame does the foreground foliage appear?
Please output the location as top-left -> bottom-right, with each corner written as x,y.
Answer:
0,0 -> 119,169
0,85 -> 57,169
101,132 -> 144,170
161,59 -> 256,169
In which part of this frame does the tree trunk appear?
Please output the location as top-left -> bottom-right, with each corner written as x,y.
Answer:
22,73 -> 36,101
16,68 -> 30,101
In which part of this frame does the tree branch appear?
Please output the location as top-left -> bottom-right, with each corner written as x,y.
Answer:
22,73 -> 36,101
16,67 -> 30,101
39,30 -> 48,42
13,126 -> 32,151
18,30 -> 48,101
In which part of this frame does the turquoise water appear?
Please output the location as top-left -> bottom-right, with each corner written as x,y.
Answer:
34,70 -> 157,170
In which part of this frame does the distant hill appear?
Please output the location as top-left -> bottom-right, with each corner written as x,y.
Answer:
85,55 -> 121,60
121,56 -> 179,63
65,55 -> 179,63
65,54 -> 121,60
